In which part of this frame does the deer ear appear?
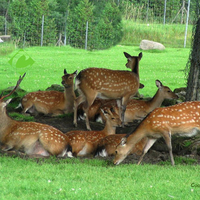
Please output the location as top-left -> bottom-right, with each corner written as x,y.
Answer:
73,70 -> 78,75
123,52 -> 131,59
155,80 -> 162,88
139,83 -> 144,89
120,137 -> 127,146
101,108 -> 109,117
138,52 -> 143,59
64,69 -> 67,74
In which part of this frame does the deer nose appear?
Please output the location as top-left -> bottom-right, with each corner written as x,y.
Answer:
61,81 -> 65,85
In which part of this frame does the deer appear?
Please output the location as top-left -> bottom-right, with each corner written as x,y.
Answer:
77,83 -> 145,122
99,80 -> 178,124
0,73 -> 69,157
73,51 -> 143,130
21,69 -> 77,116
95,134 -> 148,157
65,107 -> 122,157
113,101 -> 200,166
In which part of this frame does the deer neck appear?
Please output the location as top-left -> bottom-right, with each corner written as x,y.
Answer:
0,111 -> 15,139
102,121 -> 117,136
126,124 -> 147,150
146,89 -> 164,113
131,58 -> 139,75
63,85 -> 76,102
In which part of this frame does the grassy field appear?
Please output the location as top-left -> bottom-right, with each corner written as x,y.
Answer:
0,156 -> 200,199
121,21 -> 193,48
0,22 -> 198,199
0,44 -> 198,200
0,45 -> 190,97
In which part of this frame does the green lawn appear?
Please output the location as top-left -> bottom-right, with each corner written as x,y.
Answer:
0,156 -> 200,200
0,45 -> 190,97
0,44 -> 198,200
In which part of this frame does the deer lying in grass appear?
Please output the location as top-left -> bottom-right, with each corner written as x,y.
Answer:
74,52 -> 143,130
65,107 -> 122,157
95,134 -> 148,157
21,69 -> 77,116
114,101 -> 200,165
0,74 -> 69,157
100,80 -> 178,124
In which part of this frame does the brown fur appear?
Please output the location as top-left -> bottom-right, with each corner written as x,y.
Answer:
74,52 -> 143,130
21,69 -> 77,116
96,134 -> 148,157
100,80 -> 178,123
114,101 -> 200,165
66,108 -> 122,157
0,75 -> 69,157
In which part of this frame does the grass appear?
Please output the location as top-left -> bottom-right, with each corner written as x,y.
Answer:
121,21 -> 193,48
0,22 -> 197,199
0,156 -> 200,200
0,41 -> 16,56
0,45 -> 190,97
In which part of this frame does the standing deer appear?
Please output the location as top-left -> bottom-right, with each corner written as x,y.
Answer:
95,134 -> 148,157
77,83 -> 145,122
100,80 -> 178,124
65,107 -> 122,157
21,69 -> 77,116
114,101 -> 200,165
73,52 -> 143,130
0,74 -> 69,157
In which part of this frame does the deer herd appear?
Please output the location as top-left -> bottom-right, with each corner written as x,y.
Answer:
1,51 -> 200,166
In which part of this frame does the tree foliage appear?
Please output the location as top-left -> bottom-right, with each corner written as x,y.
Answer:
0,0 -> 199,48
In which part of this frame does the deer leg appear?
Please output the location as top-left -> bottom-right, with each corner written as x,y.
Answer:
121,96 -> 130,126
82,91 -> 97,130
73,95 -> 85,127
162,131 -> 175,166
137,138 -> 157,165
83,99 -> 95,131
116,99 -> 122,120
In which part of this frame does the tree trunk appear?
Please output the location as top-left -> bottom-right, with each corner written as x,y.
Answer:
185,17 -> 200,101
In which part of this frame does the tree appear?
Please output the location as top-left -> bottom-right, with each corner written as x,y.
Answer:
185,1 -> 200,101
9,0 -> 57,46
67,0 -> 94,49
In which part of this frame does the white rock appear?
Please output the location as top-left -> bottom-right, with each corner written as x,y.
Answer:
140,39 -> 165,50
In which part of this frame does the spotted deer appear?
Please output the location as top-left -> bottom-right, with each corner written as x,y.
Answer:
0,74 -> 69,157
95,134 -> 148,157
74,52 -> 143,130
100,80 -> 178,124
114,101 -> 200,165
77,83 -> 145,122
65,107 -> 122,157
21,69 -> 77,116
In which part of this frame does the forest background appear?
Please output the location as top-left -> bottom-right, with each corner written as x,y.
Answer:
0,0 -> 196,49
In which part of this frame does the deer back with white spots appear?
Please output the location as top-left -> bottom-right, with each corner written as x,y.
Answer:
73,52 -> 143,130
114,101 -> 200,166
99,79 -> 178,124
21,69 -> 77,116
66,107 -> 122,157
0,74 -> 69,157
